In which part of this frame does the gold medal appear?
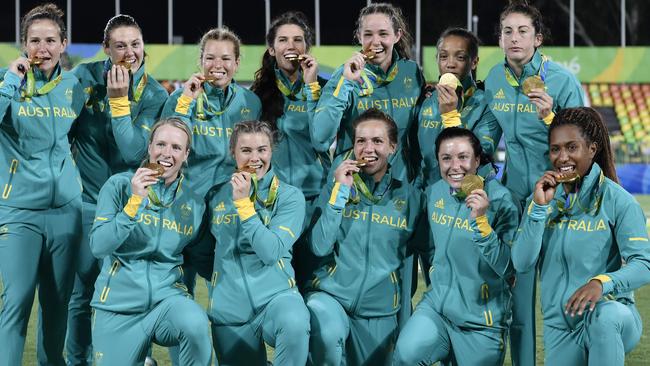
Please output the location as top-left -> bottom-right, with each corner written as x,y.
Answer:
30,57 -> 43,66
235,166 -> 257,174
522,75 -> 545,95
438,73 -> 459,88
556,171 -> 580,183
285,54 -> 306,62
361,49 -> 376,60
144,162 -> 165,178
355,158 -> 368,167
461,174 -> 484,196
116,59 -> 133,70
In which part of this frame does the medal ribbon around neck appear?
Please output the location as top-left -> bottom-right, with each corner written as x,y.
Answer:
147,175 -> 183,208
22,70 -> 62,100
358,63 -> 399,97
196,85 -> 235,120
504,54 -> 548,88
132,72 -> 147,103
275,74 -> 305,101
250,174 -> 280,208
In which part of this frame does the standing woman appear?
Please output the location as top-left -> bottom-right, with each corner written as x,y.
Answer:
89,118 -> 211,365
512,107 -> 650,365
393,127 -> 519,365
67,14 -> 168,364
484,3 -> 584,363
162,27 -> 262,197
190,120 -> 310,365
417,28 -> 501,188
250,11 -> 327,289
0,4 -> 86,365
311,2 -> 424,183
306,109 -> 424,365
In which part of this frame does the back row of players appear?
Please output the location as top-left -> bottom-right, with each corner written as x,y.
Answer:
1,1 -> 648,366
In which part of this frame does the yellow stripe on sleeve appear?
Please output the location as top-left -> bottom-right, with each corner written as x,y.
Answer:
441,109 -> 462,128
307,81 -> 321,100
329,182 -> 341,205
175,94 -> 193,115
94,217 -> 108,221
234,197 -> 256,221
123,195 -> 144,218
278,226 -> 295,238
629,237 -> 649,242
542,111 -> 555,126
475,215 -> 493,237
332,76 -> 345,98
108,96 -> 131,118
591,274 -> 612,284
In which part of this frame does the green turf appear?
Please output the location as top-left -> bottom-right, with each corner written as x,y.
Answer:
20,195 -> 650,365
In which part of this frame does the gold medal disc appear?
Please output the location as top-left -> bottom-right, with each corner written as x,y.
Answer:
461,174 -> 484,196
522,75 -> 545,95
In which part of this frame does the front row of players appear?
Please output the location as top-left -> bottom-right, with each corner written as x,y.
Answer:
89,106 -> 650,365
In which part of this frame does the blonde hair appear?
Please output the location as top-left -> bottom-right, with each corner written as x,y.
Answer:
199,27 -> 241,60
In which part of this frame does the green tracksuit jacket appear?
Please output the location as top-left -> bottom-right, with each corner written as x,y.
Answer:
423,169 -> 519,330
308,161 -> 424,317
162,82 -> 261,196
511,163 -> 650,331
484,50 -> 584,202
417,76 -> 501,188
311,51 -> 424,181
195,169 -> 306,325
271,69 -> 328,199
89,173 -> 206,313
71,60 -> 168,204
0,66 -> 85,209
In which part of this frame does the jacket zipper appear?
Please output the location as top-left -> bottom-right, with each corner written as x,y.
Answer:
350,204 -> 374,313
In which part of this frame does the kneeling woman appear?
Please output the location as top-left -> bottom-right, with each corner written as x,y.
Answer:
512,107 -> 650,365
306,109 -> 424,365
89,118 -> 212,365
393,127 -> 519,365
192,120 -> 310,365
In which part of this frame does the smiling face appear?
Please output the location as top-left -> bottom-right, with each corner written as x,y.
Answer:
437,136 -> 481,190
23,19 -> 67,77
357,13 -> 401,71
233,132 -> 273,179
201,39 -> 240,89
104,26 -> 144,71
353,119 -> 396,180
499,12 -> 542,67
147,125 -> 190,186
269,24 -> 307,76
549,124 -> 597,180
437,35 -> 476,81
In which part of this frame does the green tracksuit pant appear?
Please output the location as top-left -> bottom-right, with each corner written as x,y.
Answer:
393,299 -> 506,365
543,301 -> 641,366
306,291 -> 398,366
91,295 -> 211,366
66,202 -> 100,365
0,198 -> 82,366
211,290 -> 309,366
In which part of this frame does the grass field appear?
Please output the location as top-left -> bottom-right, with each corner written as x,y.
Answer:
21,195 -> 650,365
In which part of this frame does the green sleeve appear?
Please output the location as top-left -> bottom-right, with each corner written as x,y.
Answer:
0,70 -> 21,121
554,72 -> 585,110
110,91 -> 166,165
600,195 -> 650,295
511,199 -> 547,272
239,187 -> 306,266
309,181 -> 350,257
406,189 -> 431,258
471,190 -> 519,278
471,107 -> 502,157
310,69 -> 355,153
89,176 -> 146,258
161,90 -> 194,124
183,191 -> 216,280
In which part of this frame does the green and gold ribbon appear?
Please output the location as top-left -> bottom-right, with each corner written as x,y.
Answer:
132,72 -> 147,103
147,175 -> 183,208
504,54 -> 548,88
359,63 -> 399,97
250,174 -> 280,208
349,173 -> 383,204
196,85 -> 236,120
21,70 -> 62,100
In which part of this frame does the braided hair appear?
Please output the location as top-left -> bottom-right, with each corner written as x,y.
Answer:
250,12 -> 314,127
549,107 -> 618,183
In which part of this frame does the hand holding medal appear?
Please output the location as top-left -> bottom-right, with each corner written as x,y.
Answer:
131,163 -> 165,197
460,175 -> 489,219
436,73 -> 461,114
523,75 -> 554,120
107,58 -> 132,98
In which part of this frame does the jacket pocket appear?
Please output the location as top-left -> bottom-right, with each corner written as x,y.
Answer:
2,159 -> 18,200
99,259 -> 121,303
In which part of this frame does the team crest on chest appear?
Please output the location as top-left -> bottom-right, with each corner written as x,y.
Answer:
180,203 -> 192,219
